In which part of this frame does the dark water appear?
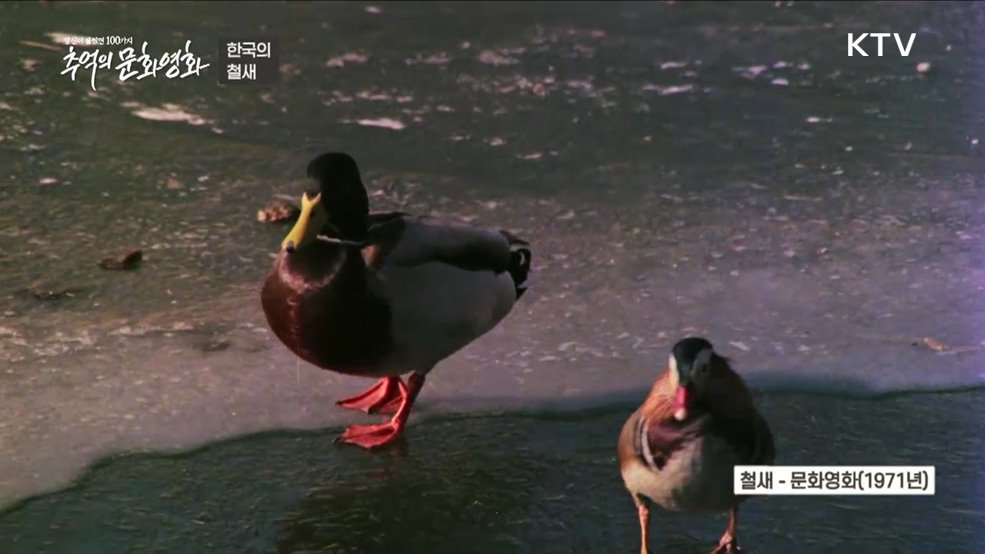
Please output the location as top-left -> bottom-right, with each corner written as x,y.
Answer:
1,392 -> 983,553
1,1 -> 984,552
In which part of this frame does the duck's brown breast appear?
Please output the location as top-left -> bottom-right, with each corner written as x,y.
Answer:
620,409 -> 740,514
261,243 -> 393,374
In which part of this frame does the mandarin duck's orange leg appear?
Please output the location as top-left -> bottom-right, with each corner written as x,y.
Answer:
336,373 -> 425,449
635,496 -> 650,554
711,507 -> 740,554
335,376 -> 408,414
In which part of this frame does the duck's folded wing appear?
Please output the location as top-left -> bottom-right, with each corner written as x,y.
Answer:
368,211 -> 409,227
713,409 -> 775,466
366,214 -> 522,272
749,412 -> 775,464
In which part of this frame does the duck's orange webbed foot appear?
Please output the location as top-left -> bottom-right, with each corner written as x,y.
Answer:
335,376 -> 407,414
336,373 -> 426,450
336,420 -> 405,448
710,534 -> 739,554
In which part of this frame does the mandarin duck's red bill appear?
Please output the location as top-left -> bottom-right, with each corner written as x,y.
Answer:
617,337 -> 775,554
261,152 -> 532,449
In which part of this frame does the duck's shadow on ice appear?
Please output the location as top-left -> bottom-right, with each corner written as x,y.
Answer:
422,371 -> 882,419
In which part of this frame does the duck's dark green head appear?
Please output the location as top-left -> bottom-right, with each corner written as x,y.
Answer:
305,152 -> 369,241
281,153 -> 370,253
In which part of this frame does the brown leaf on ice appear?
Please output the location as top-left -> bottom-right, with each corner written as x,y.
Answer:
99,249 -> 143,270
919,337 -> 948,352
257,198 -> 300,224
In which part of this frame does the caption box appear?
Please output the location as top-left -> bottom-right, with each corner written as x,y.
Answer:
218,39 -> 279,85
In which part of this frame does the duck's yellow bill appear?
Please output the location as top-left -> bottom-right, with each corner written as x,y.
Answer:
281,192 -> 323,252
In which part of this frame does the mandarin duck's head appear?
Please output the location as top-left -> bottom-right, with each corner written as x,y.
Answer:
668,336 -> 720,421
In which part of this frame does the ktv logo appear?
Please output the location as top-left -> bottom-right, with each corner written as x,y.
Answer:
847,33 -> 916,57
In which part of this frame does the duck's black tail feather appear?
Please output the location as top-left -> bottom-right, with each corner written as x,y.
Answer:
508,247 -> 532,300
499,230 -> 531,300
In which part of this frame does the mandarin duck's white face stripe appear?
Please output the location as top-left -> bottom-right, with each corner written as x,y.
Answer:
668,353 -> 688,420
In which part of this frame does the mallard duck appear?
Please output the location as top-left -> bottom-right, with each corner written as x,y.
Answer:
261,152 -> 532,449
617,337 -> 775,554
